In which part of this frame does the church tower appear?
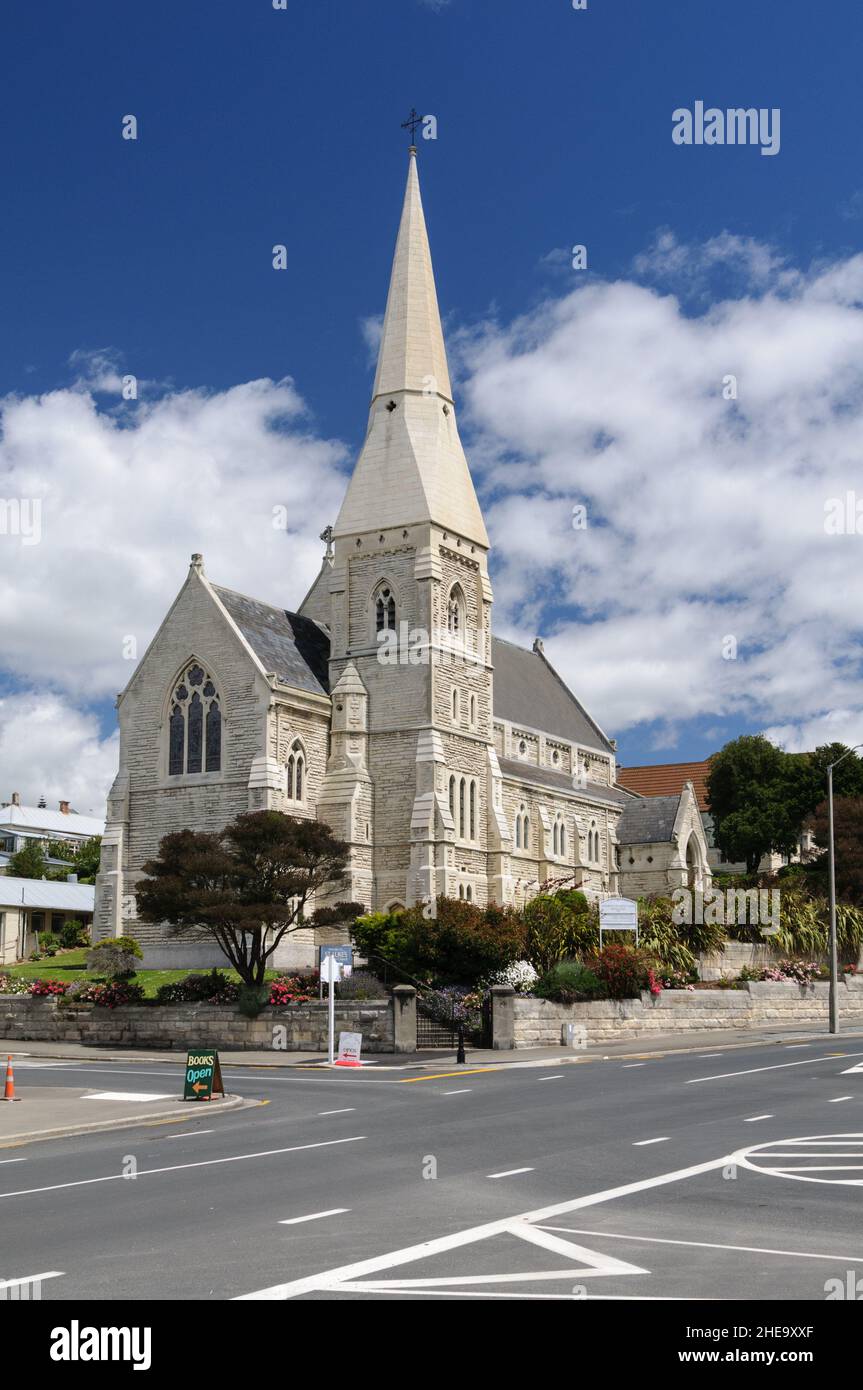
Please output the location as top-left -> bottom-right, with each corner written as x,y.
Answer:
306,146 -> 495,910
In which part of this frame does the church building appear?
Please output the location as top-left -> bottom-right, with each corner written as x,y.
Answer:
94,148 -> 711,968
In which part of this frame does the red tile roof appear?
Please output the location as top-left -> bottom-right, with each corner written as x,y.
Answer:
617,760 -> 712,811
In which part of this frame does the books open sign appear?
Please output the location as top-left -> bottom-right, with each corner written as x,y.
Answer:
183,1049 -> 225,1102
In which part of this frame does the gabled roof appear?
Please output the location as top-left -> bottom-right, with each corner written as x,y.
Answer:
212,586 -> 330,697
616,793 -> 683,845
0,805 -> 104,838
0,876 -> 96,912
617,760 -> 711,811
492,638 -> 613,754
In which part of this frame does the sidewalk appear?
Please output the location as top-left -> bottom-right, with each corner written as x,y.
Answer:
0,1080 -> 247,1147
5,1019 -> 862,1071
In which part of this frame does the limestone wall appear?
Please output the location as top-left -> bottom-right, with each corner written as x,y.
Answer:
0,996 -> 400,1052
496,977 -> 863,1048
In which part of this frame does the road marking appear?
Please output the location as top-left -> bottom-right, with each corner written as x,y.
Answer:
538,1075 -> 564,1081
236,1152 -> 730,1300
828,1096 -> 853,1103
402,1070 -> 496,1083
163,1129 -> 214,1139
540,1226 -> 863,1263
487,1168 -> 535,1179
841,1062 -> 863,1074
784,1044 -> 811,1049
83,1091 -> 173,1102
0,1135 -> 366,1200
0,1158 -> 27,1165
318,1108 -> 356,1116
687,1051 -> 863,1084
279,1208 -> 350,1225
733,1133 -> 863,1187
622,1063 -> 646,1069
0,1271 -> 63,1292
698,1054 -> 722,1059
632,1137 -> 669,1146
743,1115 -> 773,1122
443,1089 -> 472,1095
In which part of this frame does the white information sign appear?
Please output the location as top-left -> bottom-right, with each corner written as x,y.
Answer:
599,896 -> 639,947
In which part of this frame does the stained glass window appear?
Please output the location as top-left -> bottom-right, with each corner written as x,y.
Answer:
168,666 -> 221,776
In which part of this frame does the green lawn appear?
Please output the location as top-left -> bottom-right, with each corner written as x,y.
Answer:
3,950 -> 282,999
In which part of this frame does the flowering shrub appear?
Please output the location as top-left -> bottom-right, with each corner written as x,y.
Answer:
758,960 -> 823,984
657,968 -> 697,992
0,974 -> 30,995
155,970 -> 240,1005
28,978 -> 69,997
269,976 -> 315,1006
587,943 -> 660,1001
486,960 -> 539,993
68,980 -> 145,1009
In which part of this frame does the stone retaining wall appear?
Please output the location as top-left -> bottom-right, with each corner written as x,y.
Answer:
491,978 -> 863,1048
0,994 -> 414,1053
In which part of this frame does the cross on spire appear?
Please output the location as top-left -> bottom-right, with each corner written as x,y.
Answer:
401,107 -> 423,146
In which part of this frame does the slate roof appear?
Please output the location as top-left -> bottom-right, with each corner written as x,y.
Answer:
0,876 -> 96,912
213,586 -> 330,696
497,757 -> 629,807
492,638 -> 613,753
616,793 -> 683,845
617,760 -> 711,811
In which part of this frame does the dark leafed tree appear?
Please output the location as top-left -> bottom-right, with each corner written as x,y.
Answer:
706,735 -> 817,875
135,811 -> 350,986
809,797 -> 863,907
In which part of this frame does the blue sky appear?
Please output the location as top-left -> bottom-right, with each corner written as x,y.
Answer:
2,0 -> 863,809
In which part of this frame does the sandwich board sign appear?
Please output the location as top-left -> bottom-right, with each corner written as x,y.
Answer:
599,897 -> 639,948
183,1049 -> 224,1102
336,1031 -> 363,1067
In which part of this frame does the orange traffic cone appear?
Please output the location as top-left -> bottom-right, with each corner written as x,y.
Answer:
3,1055 -> 19,1102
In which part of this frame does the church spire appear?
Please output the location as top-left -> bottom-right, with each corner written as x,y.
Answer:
371,147 -> 453,405
333,147 -> 488,547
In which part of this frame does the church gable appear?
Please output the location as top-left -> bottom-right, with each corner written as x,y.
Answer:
212,585 -> 330,696
492,637 -> 614,755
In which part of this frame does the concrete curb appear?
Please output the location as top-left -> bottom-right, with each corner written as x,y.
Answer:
0,1092 -> 249,1147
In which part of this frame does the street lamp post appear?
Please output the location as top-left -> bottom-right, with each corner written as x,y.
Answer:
826,742 -> 863,1035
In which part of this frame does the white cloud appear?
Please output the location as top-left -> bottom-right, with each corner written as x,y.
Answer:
0,691 -> 118,815
458,245 -> 863,752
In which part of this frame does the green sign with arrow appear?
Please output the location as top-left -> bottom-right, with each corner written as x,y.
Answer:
183,1049 -> 224,1102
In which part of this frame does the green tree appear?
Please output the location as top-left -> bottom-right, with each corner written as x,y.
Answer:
807,745 -> 863,802
809,797 -> 863,907
135,811 -> 349,986
707,735 -> 816,874
6,839 -> 48,879
70,836 -> 103,884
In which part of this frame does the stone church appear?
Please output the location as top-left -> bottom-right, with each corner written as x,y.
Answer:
94,149 -> 711,968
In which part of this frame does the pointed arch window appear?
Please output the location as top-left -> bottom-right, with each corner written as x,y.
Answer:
553,821 -> 559,856
447,584 -> 465,635
287,739 -> 306,804
459,777 -> 466,839
374,583 -> 396,633
515,804 -> 530,852
167,665 -> 222,777
469,781 -> 476,840
448,775 -> 456,819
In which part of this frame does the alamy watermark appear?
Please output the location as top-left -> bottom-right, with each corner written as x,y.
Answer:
0,498 -> 42,545
672,102 -> 780,157
672,886 -> 780,935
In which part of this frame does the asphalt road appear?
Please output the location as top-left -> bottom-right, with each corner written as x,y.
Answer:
2,1038 -> 862,1302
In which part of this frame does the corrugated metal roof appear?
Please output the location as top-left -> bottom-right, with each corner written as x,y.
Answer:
0,805 -> 104,837
213,586 -> 330,696
0,877 -> 96,911
492,638 -> 613,753
617,761 -> 711,811
617,794 -> 683,845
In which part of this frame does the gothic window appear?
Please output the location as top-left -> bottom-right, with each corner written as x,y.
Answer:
452,688 -> 459,721
374,583 -> 396,633
515,814 -> 521,849
447,584 -> 465,635
167,665 -> 222,777
515,804 -> 529,852
459,777 -> 466,839
466,884 -> 473,902
560,821 -> 567,857
449,775 -> 455,819
469,781 -> 476,840
524,813 -> 530,852
287,739 -> 305,804
469,694 -> 476,728
553,821 -> 559,856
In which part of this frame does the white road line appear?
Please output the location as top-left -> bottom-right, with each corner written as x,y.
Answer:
0,1135 -> 366,1200
0,1271 -> 64,1291
687,1051 -> 863,1084
0,1158 -> 27,1165
828,1096 -> 853,1103
632,1137 -> 669,1146
743,1115 -> 773,1122
538,1075 -> 564,1081
318,1109 -> 356,1116
487,1167 -> 535,1180
443,1089 -> 471,1095
279,1208 -> 350,1225
163,1130 -> 214,1140
698,1054 -> 722,1059
236,1153 -> 731,1300
539,1227 -> 863,1263
784,1044 -> 811,1049
622,1063 -> 646,1069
